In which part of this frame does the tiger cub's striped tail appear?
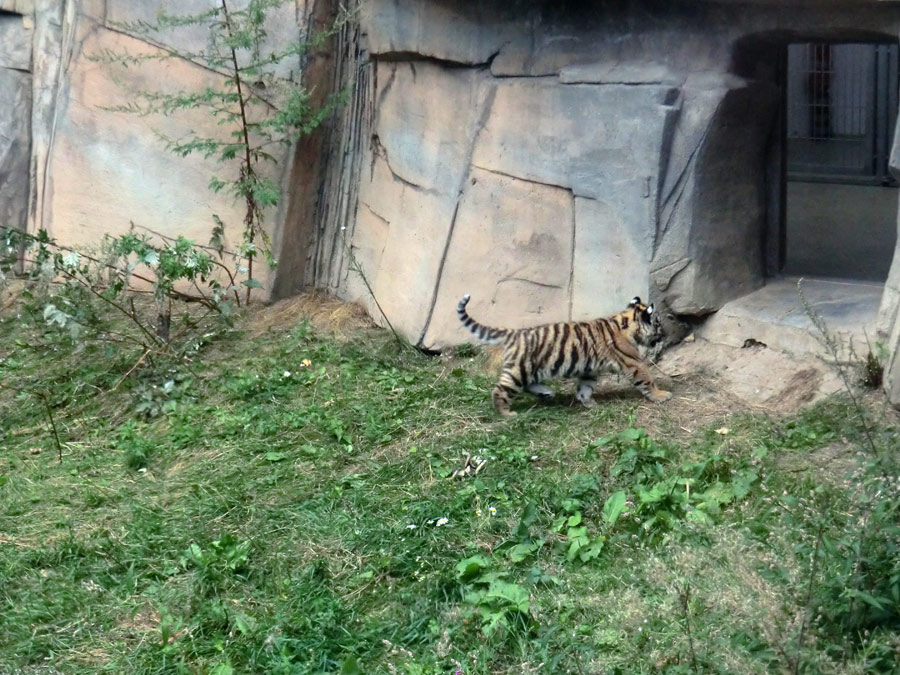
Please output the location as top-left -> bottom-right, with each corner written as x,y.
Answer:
457,294 -> 510,345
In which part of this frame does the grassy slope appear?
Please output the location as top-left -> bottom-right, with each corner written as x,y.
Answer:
0,299 -> 898,674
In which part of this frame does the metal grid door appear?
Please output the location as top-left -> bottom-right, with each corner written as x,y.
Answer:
786,42 -> 899,184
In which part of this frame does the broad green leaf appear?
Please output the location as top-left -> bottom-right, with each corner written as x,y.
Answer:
845,589 -> 886,610
561,498 -> 581,513
456,554 -> 491,581
520,502 -> 538,527
233,612 -> 257,635
486,580 -> 530,613
601,491 -> 627,526
508,542 -> 539,563
567,526 -> 588,541
685,508 -> 712,525
480,609 -> 508,635
139,250 -> 160,266
567,538 -> 582,562
579,537 -> 604,562
619,427 -> 644,441
340,656 -> 362,675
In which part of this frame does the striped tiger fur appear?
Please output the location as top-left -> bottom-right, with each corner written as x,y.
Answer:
457,294 -> 671,416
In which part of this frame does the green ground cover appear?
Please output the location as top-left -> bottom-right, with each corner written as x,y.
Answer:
1,297 -> 898,674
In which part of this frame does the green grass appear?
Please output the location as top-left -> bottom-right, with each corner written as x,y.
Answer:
1,299 -> 899,674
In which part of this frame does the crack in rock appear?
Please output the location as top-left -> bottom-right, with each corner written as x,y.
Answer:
370,134 -> 440,196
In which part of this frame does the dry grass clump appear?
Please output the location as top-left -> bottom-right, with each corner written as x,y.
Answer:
247,292 -> 373,339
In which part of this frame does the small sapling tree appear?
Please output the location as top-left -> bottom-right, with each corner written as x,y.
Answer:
94,0 -> 343,302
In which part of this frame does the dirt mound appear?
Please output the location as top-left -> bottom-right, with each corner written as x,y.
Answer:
658,337 -> 844,413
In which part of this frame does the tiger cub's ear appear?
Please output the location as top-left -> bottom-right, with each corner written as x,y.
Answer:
629,296 -> 642,307
647,304 -> 654,314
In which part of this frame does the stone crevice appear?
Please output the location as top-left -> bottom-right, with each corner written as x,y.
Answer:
470,162 -> 576,195
374,61 -> 398,117
653,98 -> 723,260
370,135 -> 441,196
362,201 -> 391,227
416,82 -> 498,346
374,51 -> 498,70
497,276 -> 563,290
567,189 -> 576,320
651,256 -> 692,292
416,196 -> 462,347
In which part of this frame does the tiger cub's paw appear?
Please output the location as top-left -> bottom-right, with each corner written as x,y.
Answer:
649,389 -> 672,402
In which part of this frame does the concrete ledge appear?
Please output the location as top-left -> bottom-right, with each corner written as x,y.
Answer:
698,277 -> 883,361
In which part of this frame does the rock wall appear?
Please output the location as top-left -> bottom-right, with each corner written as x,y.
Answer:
879,123 -> 900,408
0,8 -> 32,240
313,0 -> 900,353
5,0 -> 312,294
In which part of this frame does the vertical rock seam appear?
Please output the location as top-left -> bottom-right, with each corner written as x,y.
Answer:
416,82 -> 498,347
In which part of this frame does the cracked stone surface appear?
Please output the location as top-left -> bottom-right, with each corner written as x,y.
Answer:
332,0 -> 900,376
16,0 -> 301,296
699,277 -> 883,360
361,0 -> 523,65
0,13 -> 31,238
348,61 -> 493,341
422,166 -> 574,348
343,0 -> 786,349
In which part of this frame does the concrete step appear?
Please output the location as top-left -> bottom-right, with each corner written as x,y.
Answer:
697,277 -> 884,362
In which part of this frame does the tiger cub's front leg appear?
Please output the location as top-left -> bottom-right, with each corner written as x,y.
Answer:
627,361 -> 671,402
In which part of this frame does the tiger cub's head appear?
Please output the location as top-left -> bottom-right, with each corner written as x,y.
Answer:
619,296 -> 665,346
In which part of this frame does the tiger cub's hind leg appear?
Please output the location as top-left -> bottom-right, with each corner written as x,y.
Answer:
492,369 -> 523,416
526,382 -> 555,401
575,377 -> 598,408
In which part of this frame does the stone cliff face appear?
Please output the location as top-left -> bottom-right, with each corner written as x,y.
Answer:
0,4 -> 32,242
311,0 -> 900,353
1,0 -> 309,294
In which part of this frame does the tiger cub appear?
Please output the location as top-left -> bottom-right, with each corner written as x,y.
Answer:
457,294 -> 671,416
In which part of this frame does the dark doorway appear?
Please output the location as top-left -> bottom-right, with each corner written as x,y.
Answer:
783,42 -> 899,281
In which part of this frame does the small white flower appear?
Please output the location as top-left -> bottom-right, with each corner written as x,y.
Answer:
426,520 -> 434,525
283,371 -> 291,377
406,524 -> 416,530
489,507 -> 497,516
435,517 -> 448,527
475,509 -> 482,516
